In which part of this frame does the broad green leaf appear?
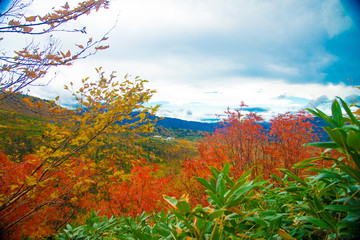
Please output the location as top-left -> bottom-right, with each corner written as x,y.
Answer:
339,97 -> 360,128
313,172 -> 344,184
216,173 -> 227,198
306,108 -> 336,128
336,162 -> 360,183
209,166 -> 220,179
209,210 -> 225,220
304,142 -> 339,149
196,177 -> 215,192
224,178 -> 248,201
293,157 -> 326,169
324,128 -> 347,148
270,172 -> 285,183
222,162 -> 230,175
347,130 -> 360,151
207,190 -> 221,206
331,99 -> 343,127
176,201 -> 191,215
326,204 -> 360,212
246,216 -> 269,228
312,196 -> 325,211
298,216 -> 331,230
163,195 -> 178,208
280,169 -> 308,186
285,186 -> 309,193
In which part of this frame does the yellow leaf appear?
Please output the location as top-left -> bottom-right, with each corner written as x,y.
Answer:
276,228 -> 296,240
25,175 -> 37,186
21,26 -> 33,33
36,100 -> 43,108
139,112 -> 146,120
8,20 -> 20,26
51,191 -> 59,199
10,185 -> 18,190
226,207 -> 244,216
46,54 -> 56,60
95,45 -> 109,50
23,98 -> 35,107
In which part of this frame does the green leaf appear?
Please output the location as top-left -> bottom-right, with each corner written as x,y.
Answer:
347,130 -> 360,151
332,99 -> 343,127
176,201 -> 191,215
298,216 -> 332,230
336,162 -> 360,183
326,204 -> 360,212
338,97 -> 360,128
325,128 -> 347,148
224,178 -> 248,201
293,157 -> 326,169
306,108 -> 336,128
222,162 -> 230,175
209,210 -> 225,220
216,173 -> 227,197
163,195 -> 178,208
196,177 -> 215,193
246,216 -> 269,228
304,142 -> 339,149
270,172 -> 284,183
225,182 -> 262,208
207,190 -> 221,206
280,169 -> 308,187
285,186 -> 309,193
209,166 -> 220,179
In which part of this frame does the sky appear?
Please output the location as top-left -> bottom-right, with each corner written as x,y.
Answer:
2,0 -> 360,122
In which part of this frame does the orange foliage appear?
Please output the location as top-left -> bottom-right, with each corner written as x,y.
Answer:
0,152 -> 98,239
264,111 -> 321,175
0,151 -> 175,239
105,159 -> 176,217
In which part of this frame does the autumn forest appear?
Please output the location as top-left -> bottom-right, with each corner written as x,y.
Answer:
1,1 -> 360,239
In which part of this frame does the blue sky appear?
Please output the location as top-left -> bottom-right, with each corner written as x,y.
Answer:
4,0 -> 360,122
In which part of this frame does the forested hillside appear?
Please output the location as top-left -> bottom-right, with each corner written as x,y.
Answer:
2,91 -> 360,239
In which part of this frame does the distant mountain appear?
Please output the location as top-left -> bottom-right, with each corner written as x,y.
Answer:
0,93 -> 328,140
155,115 -> 328,142
155,116 -> 220,132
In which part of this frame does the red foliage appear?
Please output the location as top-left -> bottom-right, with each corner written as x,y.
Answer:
0,152 -> 175,239
264,111 -> 321,175
178,107 -> 322,205
0,153 -> 101,239
105,159 -> 176,217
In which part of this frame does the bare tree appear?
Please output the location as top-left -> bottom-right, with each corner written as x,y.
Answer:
0,0 -> 111,96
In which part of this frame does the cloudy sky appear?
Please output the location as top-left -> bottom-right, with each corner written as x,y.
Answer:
4,0 -> 360,122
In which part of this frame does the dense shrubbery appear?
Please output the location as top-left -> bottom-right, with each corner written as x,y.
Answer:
55,98 -> 360,239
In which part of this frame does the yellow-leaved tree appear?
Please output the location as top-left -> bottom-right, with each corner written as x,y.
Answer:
0,68 -> 159,238
0,1 -> 161,238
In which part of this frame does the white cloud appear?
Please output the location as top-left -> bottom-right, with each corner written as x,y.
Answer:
17,0 -> 359,122
321,0 -> 353,38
